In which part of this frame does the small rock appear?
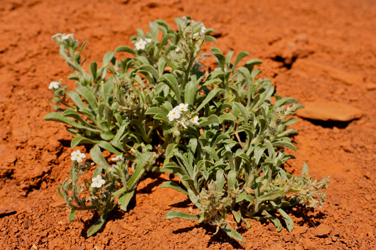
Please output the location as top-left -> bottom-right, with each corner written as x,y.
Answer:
122,223 -> 135,231
315,224 -> 332,237
267,223 -> 277,232
0,207 -> 16,217
365,195 -> 372,201
366,83 -> 376,90
283,233 -> 294,242
270,243 -> 285,250
297,100 -> 362,122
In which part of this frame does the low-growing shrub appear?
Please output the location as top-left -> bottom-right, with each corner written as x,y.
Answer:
45,16 -> 329,241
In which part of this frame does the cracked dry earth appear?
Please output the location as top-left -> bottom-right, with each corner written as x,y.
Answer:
1,0 -> 376,249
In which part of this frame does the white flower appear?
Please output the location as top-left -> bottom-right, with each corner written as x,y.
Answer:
135,39 -> 147,50
145,38 -> 152,43
111,154 -> 123,161
61,34 -> 74,41
177,103 -> 189,112
167,108 -> 181,121
189,116 -> 199,126
71,150 -> 86,163
91,175 -> 105,188
175,47 -> 180,53
51,33 -> 62,40
48,81 -> 60,90
192,32 -> 200,40
200,24 -> 207,35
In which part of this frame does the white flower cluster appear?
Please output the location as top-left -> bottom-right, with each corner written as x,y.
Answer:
134,38 -> 152,51
167,103 -> 199,126
51,33 -> 74,42
192,23 -> 206,40
71,150 -> 86,163
49,81 -> 60,90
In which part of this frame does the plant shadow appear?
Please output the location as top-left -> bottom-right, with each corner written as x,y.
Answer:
79,200 -> 136,238
304,118 -> 352,129
137,171 -> 167,194
172,224 -> 245,249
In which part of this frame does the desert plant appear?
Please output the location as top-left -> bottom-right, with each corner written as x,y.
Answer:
45,16 -> 329,241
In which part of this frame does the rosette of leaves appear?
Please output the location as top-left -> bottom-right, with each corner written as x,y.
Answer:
45,17 -> 329,241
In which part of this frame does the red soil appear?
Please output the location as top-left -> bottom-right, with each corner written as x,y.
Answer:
1,0 -> 376,249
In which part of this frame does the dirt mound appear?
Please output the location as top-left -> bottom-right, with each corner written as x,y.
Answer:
1,0 -> 376,249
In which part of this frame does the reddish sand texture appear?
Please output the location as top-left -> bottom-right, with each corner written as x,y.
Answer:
1,0 -> 376,249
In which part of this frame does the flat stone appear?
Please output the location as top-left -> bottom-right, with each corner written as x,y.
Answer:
294,60 -> 363,85
0,207 -> 16,217
315,224 -> 332,237
297,100 -> 362,122
366,83 -> 376,90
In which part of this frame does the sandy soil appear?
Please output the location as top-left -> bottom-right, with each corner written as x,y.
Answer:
0,0 -> 376,249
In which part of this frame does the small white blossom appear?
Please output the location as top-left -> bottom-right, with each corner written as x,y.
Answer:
189,116 -> 199,126
49,81 -> 60,90
135,39 -> 147,50
192,32 -> 200,40
200,24 -> 207,35
111,154 -> 123,161
177,103 -> 189,112
175,47 -> 180,53
71,150 -> 86,163
145,38 -> 152,43
61,34 -> 74,41
51,33 -> 62,40
167,108 -> 181,121
91,175 -> 105,188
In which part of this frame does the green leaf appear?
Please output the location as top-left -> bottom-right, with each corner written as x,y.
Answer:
202,146 -> 219,161
67,91 -> 86,110
219,113 -> 236,123
196,89 -> 224,112
233,51 -> 249,71
275,97 -> 298,107
160,181 -> 187,195
277,129 -> 298,138
90,62 -> 97,80
165,211 -> 199,220
272,141 -> 297,152
76,86 -> 98,109
263,211 -> 283,232
184,79 -> 201,105
285,118 -> 298,126
43,113 -> 99,133
232,210 -> 242,224
228,170 -> 237,190
118,190 -> 135,211
234,102 -> 249,123
90,144 -> 110,171
216,169 -> 225,193
138,65 -> 159,80
302,162 -> 309,176
221,225 -> 244,242
71,136 -> 97,148
159,74 -> 181,103
87,215 -> 107,237
68,209 -> 76,222
145,107 -> 168,116
92,165 -> 103,178
277,208 -> 294,232
103,51 -> 115,66
164,143 -> 176,162
115,46 -> 136,55
212,52 -> 226,70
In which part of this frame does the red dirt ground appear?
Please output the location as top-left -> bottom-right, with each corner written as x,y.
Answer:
1,0 -> 376,249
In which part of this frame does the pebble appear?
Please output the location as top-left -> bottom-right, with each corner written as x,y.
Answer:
315,224 -> 332,237
297,100 -> 363,122
366,83 -> 376,90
